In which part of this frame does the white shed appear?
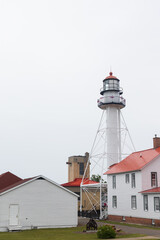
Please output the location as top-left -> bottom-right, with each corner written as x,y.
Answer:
0,173 -> 78,231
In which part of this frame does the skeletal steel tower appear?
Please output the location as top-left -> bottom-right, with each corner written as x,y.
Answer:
80,72 -> 134,219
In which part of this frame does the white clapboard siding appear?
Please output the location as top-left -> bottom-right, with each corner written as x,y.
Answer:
0,177 -> 78,231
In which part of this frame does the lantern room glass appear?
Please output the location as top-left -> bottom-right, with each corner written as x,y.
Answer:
103,79 -> 119,91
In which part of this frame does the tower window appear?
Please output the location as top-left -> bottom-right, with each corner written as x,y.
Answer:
79,163 -> 84,175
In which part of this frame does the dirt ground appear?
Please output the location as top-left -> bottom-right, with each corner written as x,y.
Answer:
78,217 -> 106,227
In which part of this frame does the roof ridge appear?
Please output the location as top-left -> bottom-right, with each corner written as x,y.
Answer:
132,147 -> 156,154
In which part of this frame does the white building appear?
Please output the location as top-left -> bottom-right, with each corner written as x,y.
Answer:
0,172 -> 78,231
105,136 -> 160,226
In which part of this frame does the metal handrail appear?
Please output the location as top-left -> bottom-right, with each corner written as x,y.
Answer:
100,87 -> 123,92
97,96 -> 126,105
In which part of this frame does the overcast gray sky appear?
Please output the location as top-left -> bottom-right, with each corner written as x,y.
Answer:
0,0 -> 160,183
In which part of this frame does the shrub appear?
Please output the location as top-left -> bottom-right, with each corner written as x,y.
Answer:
97,225 -> 116,239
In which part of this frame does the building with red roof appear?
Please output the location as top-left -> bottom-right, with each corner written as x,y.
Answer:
62,152 -> 99,217
104,146 -> 160,175
105,136 -> 160,226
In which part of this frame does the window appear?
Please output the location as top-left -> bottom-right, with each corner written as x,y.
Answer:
131,173 -> 136,188
112,196 -> 117,208
154,197 -> 160,212
104,80 -> 119,91
143,195 -> 148,211
104,82 -> 109,90
131,195 -> 137,209
79,163 -> 84,175
125,174 -> 129,183
112,175 -> 116,189
151,172 -> 157,187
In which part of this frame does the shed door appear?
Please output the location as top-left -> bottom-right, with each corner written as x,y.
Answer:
9,204 -> 19,225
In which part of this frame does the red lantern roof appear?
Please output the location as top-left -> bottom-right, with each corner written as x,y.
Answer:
104,72 -> 118,80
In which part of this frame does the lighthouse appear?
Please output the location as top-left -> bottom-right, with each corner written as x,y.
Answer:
97,72 -> 126,168
81,71 -> 134,219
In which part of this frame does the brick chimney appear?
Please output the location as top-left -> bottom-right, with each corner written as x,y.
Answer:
153,134 -> 160,148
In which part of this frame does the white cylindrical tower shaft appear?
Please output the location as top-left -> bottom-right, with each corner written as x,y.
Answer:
97,72 -> 126,168
106,106 -> 120,166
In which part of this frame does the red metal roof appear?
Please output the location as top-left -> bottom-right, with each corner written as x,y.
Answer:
0,171 -> 22,190
105,72 -> 118,80
0,177 -> 33,194
104,147 -> 160,175
140,187 -> 160,194
61,178 -> 98,187
0,171 -> 34,194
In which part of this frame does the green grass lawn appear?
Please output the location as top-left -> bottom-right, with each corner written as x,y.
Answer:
0,226 -> 145,240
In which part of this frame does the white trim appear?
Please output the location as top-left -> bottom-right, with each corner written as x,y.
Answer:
81,182 -> 107,188
107,170 -> 141,176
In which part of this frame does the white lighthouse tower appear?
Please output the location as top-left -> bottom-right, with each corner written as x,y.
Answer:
97,72 -> 126,167
81,72 -> 134,219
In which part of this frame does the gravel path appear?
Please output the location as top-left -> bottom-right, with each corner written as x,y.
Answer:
78,217 -> 160,239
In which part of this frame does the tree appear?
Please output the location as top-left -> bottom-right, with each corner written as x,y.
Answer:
91,174 -> 101,182
91,174 -> 107,183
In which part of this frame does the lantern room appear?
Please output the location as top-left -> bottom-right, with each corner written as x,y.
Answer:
98,72 -> 126,109
100,72 -> 121,95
